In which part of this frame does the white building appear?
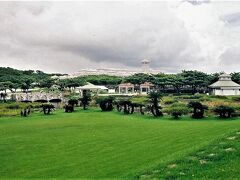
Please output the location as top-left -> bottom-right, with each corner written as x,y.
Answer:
57,60 -> 161,79
76,82 -> 108,96
209,73 -> 240,96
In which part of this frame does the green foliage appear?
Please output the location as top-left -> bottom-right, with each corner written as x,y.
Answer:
0,92 -> 7,102
79,93 -> 91,110
164,103 -> 189,119
231,96 -> 240,102
188,101 -> 208,119
115,98 -> 134,114
181,70 -> 210,94
67,99 -> 79,112
41,104 -> 55,115
96,96 -> 115,111
0,110 -> 240,178
131,96 -> 148,105
57,77 -> 86,91
64,104 -> 74,113
214,105 -> 235,118
148,91 -> 163,117
231,72 -> 240,84
1,67 -> 239,96
162,96 -> 178,105
137,130 -> 240,179
84,75 -> 122,85
38,78 -> 55,89
0,67 -> 53,92
0,102 -> 40,117
209,95 -> 229,99
124,73 -> 154,85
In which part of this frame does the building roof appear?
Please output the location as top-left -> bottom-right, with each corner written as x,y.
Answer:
76,83 -> 108,90
140,82 -> 154,86
219,73 -> 231,78
209,74 -> 240,88
118,83 -> 134,87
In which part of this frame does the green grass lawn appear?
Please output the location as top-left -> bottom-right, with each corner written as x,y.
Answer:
138,130 -> 240,179
0,109 -> 240,178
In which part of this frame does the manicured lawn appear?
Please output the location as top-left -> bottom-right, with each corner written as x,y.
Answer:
138,130 -> 240,179
0,109 -> 240,178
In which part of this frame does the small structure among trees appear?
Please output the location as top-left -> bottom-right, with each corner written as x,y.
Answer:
140,82 -> 154,94
118,83 -> 135,94
77,83 -> 108,96
209,73 -> 240,96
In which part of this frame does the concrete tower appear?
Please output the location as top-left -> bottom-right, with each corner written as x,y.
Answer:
141,59 -> 150,73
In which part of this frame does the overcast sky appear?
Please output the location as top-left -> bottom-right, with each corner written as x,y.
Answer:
0,1 -> 240,74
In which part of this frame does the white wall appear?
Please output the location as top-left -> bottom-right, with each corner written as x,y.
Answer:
214,89 -> 240,96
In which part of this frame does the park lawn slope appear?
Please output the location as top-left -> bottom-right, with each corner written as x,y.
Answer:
0,109 -> 240,178
137,130 -> 240,179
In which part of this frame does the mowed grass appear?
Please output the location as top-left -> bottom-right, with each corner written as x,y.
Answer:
0,109 -> 240,178
138,130 -> 240,179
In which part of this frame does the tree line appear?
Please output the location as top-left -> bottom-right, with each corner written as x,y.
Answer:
1,67 -> 240,94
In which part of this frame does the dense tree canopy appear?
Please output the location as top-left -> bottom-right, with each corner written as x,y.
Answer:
123,73 -> 154,85
84,75 -> 122,86
1,67 -> 240,94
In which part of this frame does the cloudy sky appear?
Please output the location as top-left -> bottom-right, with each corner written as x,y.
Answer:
1,0 -> 240,74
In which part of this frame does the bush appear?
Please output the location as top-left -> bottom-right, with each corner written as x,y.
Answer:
213,105 -> 235,118
68,99 -> 78,106
96,96 -> 115,112
163,96 -> 178,105
20,107 -> 31,117
64,104 -> 74,113
164,103 -> 189,119
188,101 -> 208,119
115,99 -> 134,114
199,96 -> 212,102
5,104 -> 20,109
41,104 -> 55,115
231,96 -> 240,102
131,96 -> 148,104
148,91 -> 163,117
209,95 -> 228,99
79,93 -> 91,110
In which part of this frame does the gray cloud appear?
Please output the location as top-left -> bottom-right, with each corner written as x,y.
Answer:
222,12 -> 240,26
186,0 -> 210,6
0,1 -> 240,74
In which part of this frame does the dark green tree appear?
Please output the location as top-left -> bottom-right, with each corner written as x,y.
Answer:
124,73 -> 154,85
38,78 -> 55,90
79,93 -> 91,110
181,70 -> 210,94
231,72 -> 240,84
214,105 -> 235,118
41,104 -> 55,115
188,101 -> 208,119
96,96 -> 115,111
148,91 -> 163,117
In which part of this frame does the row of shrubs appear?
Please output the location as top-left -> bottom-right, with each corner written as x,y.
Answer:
93,93 -> 240,119
166,94 -> 240,103
1,92 -> 240,119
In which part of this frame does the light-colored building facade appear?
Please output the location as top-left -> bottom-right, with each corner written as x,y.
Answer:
140,82 -> 154,94
209,74 -> 240,96
118,83 -> 135,94
57,60 -> 162,79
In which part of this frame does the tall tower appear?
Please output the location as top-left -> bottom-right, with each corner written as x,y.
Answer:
141,59 -> 150,73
